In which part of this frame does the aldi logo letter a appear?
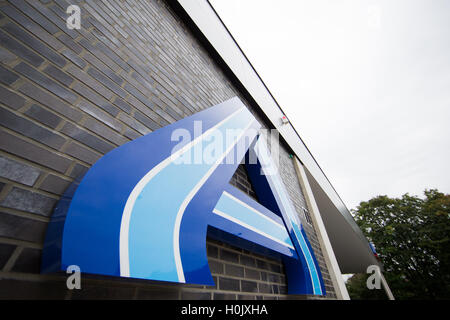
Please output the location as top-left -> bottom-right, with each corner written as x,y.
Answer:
42,97 -> 326,295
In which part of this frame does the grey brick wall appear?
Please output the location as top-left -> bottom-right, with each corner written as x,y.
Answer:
229,163 -> 258,201
0,0 -> 336,299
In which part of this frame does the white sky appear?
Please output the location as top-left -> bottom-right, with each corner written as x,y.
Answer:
209,0 -> 450,210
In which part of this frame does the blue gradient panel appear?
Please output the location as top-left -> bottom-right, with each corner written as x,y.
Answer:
42,96 -> 325,295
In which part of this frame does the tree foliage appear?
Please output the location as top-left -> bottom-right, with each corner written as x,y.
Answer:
347,189 -> 450,300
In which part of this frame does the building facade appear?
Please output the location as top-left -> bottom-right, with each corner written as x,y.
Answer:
0,0 -> 378,300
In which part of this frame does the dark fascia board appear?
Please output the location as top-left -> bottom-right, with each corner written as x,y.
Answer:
166,0 -> 378,268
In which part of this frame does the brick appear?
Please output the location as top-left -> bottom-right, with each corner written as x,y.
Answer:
164,105 -> 183,122
73,86 -> 119,118
82,118 -> 128,146
238,294 -> 257,300
48,1 -> 76,20
94,41 -> 131,74
225,264 -> 244,277
0,211 -> 47,243
0,279 -> 68,299
244,268 -> 260,280
176,93 -> 196,113
87,67 -> 128,99
43,64 -> 74,87
64,141 -> 101,165
236,181 -> 249,194
0,64 -> 19,86
68,163 -> 89,180
267,273 -> 280,283
125,93 -> 152,115
153,107 -> 175,125
80,50 -> 124,86
134,110 -> 160,131
220,249 -> 239,263
208,260 -> 223,275
213,293 -> 236,300
0,47 -> 17,64
0,5 -> 63,51
24,104 -> 63,129
1,22 -> 66,67
0,155 -> 41,186
269,263 -> 282,274
0,29 -> 44,67
219,277 -> 240,292
256,259 -> 268,270
0,187 -> 57,217
271,284 -> 279,294
0,130 -> 72,173
156,83 -> 179,107
260,272 -> 268,282
258,283 -> 272,294
39,174 -> 71,195
123,127 -> 141,140
71,280 -> 135,300
113,97 -> 132,114
136,287 -> 180,300
0,86 -> 26,110
211,275 -> 218,289
207,244 -> 218,258
25,0 -> 78,38
123,83 -> 155,111
241,280 -> 258,293
0,243 -> 16,269
14,62 -> 77,104
83,16 -> 119,49
60,122 -> 115,154
61,48 -> 87,69
67,66 -> 115,102
79,102 -> 118,130
12,248 -> 41,273
240,255 -> 256,267
9,0 -> 60,35
180,291 -> 211,300
57,33 -> 83,54
18,82 -> 82,122
118,113 -> 151,135
0,106 -> 66,150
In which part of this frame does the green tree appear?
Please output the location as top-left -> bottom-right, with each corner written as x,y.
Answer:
347,189 -> 450,300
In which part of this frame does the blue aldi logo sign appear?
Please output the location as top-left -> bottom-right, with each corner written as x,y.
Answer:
42,97 -> 325,295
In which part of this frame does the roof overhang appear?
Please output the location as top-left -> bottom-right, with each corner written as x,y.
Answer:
169,0 -> 380,273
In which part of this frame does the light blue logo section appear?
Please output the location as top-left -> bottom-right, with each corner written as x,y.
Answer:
213,191 -> 294,249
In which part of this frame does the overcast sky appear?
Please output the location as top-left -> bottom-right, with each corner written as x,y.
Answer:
209,0 -> 450,211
